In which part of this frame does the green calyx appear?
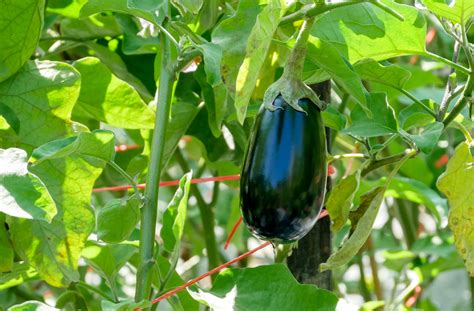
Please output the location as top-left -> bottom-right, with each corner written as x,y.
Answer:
263,77 -> 327,113
262,17 -> 326,113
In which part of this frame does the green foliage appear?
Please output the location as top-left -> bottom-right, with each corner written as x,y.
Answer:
0,0 -> 45,82
0,0 -> 473,309
188,264 -> 338,310
437,142 -> 474,275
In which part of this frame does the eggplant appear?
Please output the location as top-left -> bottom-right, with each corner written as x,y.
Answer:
240,95 -> 327,243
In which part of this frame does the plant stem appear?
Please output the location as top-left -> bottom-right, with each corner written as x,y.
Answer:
443,74 -> 473,127
424,51 -> 471,75
356,254 -> 372,301
437,42 -> 461,121
365,235 -> 383,300
396,88 -> 437,117
282,18 -> 316,80
135,28 -> 176,301
174,149 -> 220,271
361,149 -> 417,177
76,281 -> 115,302
328,153 -> 369,162
369,0 -> 404,21
280,0 -> 363,25
107,161 -> 142,199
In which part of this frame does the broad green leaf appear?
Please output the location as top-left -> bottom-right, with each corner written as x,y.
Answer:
0,149 -> 56,222
321,106 -> 346,131
0,0 -> 45,82
196,42 -> 223,87
312,1 -> 426,64
31,130 -> 116,165
172,0 -> 203,15
82,241 -> 137,287
421,0 -> 473,25
437,141 -> 474,276
0,61 -> 82,153
404,122 -> 444,154
84,42 -> 153,103
326,170 -> 361,232
188,264 -> 338,310
0,213 -> 13,272
60,15 -> 122,40
0,103 -> 20,134
321,186 -> 386,271
7,301 -> 59,311
0,263 -> 38,290
8,131 -> 110,287
343,93 -> 398,137
96,197 -> 140,243
399,101 -> 436,129
306,37 -> 367,109
354,59 -> 412,90
212,0 -> 265,93
101,300 -> 151,311
72,57 -> 155,129
47,0 -> 87,18
234,0 -> 286,123
161,171 -> 193,253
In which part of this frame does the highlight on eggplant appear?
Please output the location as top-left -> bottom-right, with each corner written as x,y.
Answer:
240,95 -> 327,243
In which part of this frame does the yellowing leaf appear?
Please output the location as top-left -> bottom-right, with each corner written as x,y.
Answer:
437,141 -> 474,276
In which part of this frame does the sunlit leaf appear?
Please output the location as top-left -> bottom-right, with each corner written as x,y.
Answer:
0,148 -> 56,222
421,0 -> 473,25
437,141 -> 474,276
188,264 -> 338,310
0,0 -> 45,82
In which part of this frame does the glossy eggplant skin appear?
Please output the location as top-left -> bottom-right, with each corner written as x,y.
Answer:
240,95 -> 327,243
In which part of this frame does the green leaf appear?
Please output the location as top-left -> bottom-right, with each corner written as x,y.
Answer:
115,14 -> 160,55
343,93 -> 398,137
0,61 -> 82,153
354,59 -> 412,90
82,241 -> 137,288
386,176 -> 446,223
0,0 -> 45,82
212,1 -> 265,93
437,141 -> 474,276
72,57 -> 155,129
84,42 -> 153,103
404,122 -> 444,154
31,130 -> 116,165
0,213 -> 13,272
234,0 -> 286,123
381,250 -> 417,271
81,0 -> 164,25
47,0 -> 88,18
188,264 -> 338,310
101,300 -> 151,311
398,101 -> 436,130
321,106 -> 346,131
0,149 -> 56,222
60,15 -> 122,40
161,171 -> 193,253
96,197 -> 140,243
7,301 -> 59,311
196,42 -> 223,88
172,0 -> 203,15
421,0 -> 473,25
326,170 -> 361,232
8,131 -> 110,287
321,186 -> 386,271
312,1 -> 426,64
306,37 -> 367,109
0,263 -> 38,290
195,66 -> 227,137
